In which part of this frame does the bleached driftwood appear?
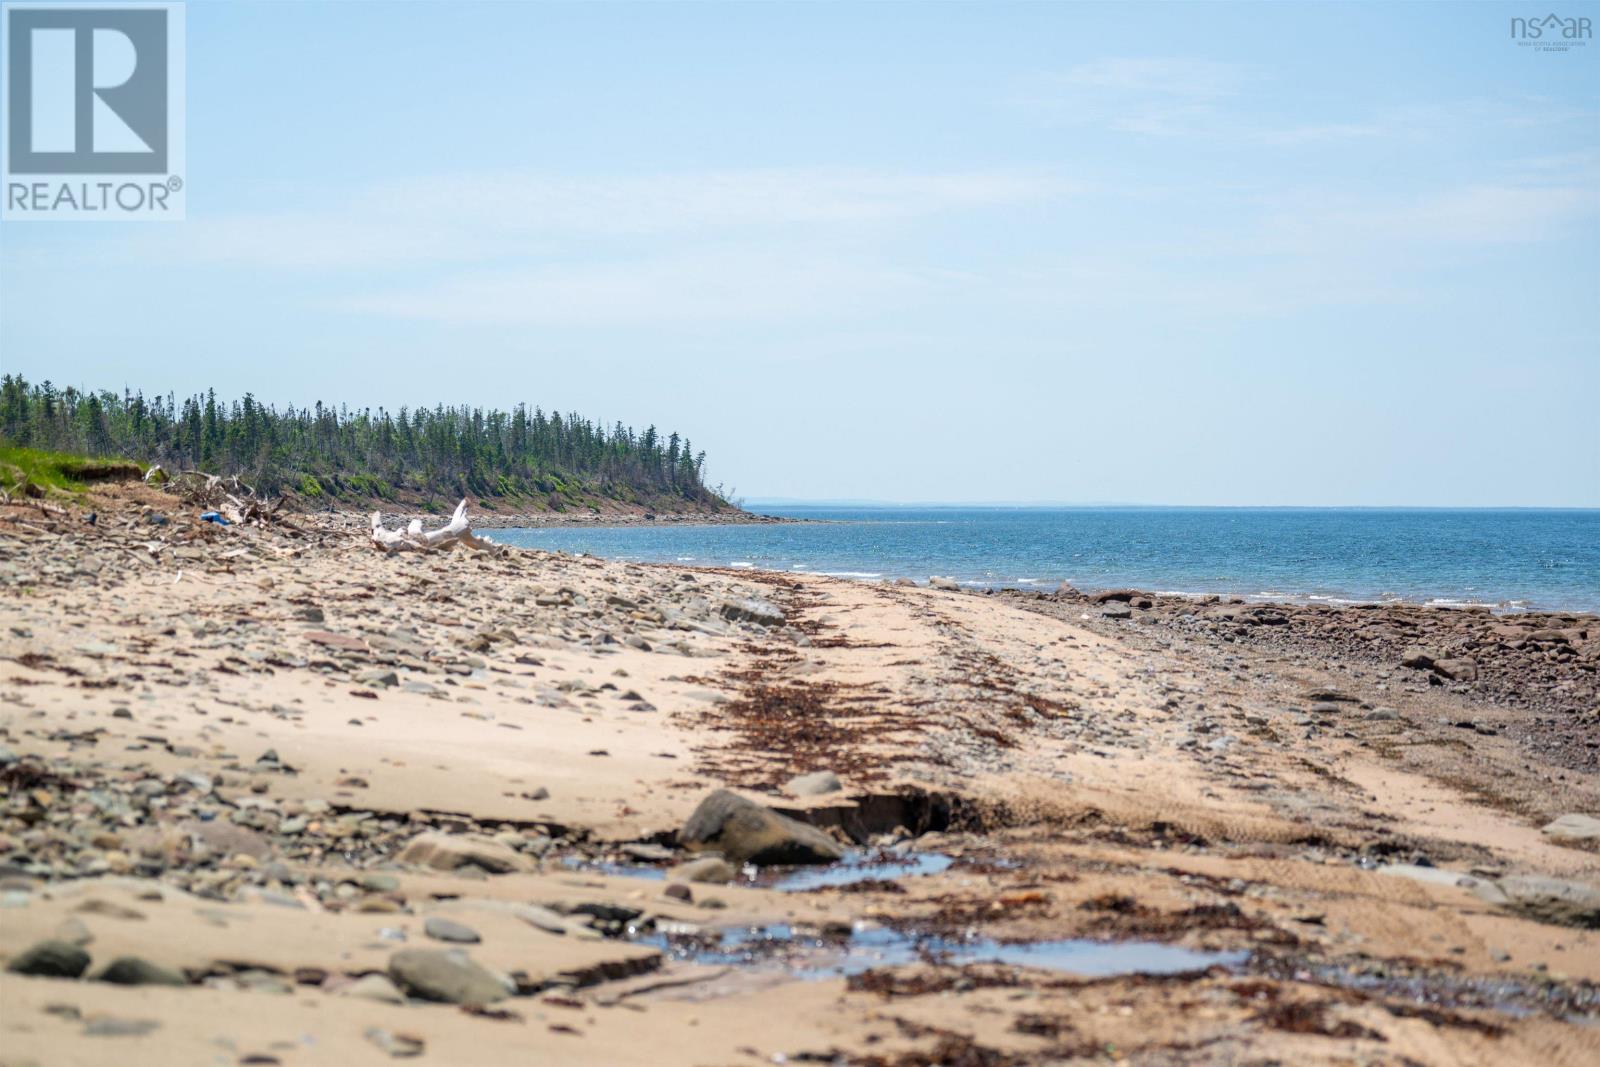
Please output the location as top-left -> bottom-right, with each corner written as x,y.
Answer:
370,499 -> 490,553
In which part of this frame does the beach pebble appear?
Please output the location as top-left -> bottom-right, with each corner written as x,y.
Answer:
719,596 -> 785,627
6,939 -> 90,978
1541,814 -> 1600,846
396,831 -> 530,874
388,947 -> 510,1004
364,1026 -> 425,1058
784,770 -> 842,797
423,916 -> 481,944
95,956 -> 186,986
83,1016 -> 161,1038
339,973 -> 407,1005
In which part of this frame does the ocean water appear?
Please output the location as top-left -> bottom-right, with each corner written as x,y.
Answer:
493,507 -> 1600,615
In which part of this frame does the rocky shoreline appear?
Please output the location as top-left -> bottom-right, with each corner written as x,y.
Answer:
1,483 -> 1597,1066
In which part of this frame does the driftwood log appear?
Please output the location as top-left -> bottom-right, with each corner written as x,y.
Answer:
370,499 -> 490,553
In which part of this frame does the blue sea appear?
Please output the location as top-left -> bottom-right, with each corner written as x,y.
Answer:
493,507 -> 1600,615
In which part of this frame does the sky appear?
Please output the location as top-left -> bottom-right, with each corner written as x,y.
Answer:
1,1 -> 1597,506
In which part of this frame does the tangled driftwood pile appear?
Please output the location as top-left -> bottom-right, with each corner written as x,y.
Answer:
145,466 -> 286,528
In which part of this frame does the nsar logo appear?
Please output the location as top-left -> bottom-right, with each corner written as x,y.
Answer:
1510,12 -> 1593,50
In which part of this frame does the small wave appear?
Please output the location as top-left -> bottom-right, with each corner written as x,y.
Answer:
676,556 -> 696,562
729,561 -> 755,569
816,570 -> 883,579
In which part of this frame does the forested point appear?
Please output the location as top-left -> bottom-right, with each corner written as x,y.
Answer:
0,376 -> 730,512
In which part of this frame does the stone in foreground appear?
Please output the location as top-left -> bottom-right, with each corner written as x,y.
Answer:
95,956 -> 187,986
679,789 -> 843,865
388,948 -> 511,1004
423,916 -> 482,944
785,770 -> 842,797
6,939 -> 91,978
1478,876 -> 1600,929
396,831 -> 530,874
719,597 -> 785,627
672,855 -> 736,884
1541,813 -> 1600,846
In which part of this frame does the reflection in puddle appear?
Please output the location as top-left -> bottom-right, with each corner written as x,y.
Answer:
560,855 -> 667,880
759,850 -> 954,891
560,849 -> 956,892
638,923 -> 1246,980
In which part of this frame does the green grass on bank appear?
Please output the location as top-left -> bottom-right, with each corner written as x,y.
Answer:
0,444 -> 143,497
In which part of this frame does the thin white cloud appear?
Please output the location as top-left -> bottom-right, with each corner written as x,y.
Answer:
122,167 -> 1082,271
1020,60 -> 1596,144
335,247 -> 933,326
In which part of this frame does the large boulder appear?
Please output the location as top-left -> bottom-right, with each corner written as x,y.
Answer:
388,948 -> 511,1004
396,832 -> 530,874
679,790 -> 843,866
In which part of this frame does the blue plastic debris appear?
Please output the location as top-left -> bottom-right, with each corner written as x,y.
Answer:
200,511 -> 230,526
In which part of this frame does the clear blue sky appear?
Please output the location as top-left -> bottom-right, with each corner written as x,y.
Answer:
1,1 -> 1596,506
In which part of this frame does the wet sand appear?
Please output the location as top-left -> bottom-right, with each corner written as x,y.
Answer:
1,484 -> 1597,1066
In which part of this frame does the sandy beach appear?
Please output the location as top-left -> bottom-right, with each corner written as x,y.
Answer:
2,486 -> 1597,1066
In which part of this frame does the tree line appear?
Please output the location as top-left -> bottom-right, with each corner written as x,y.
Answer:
0,376 -> 722,508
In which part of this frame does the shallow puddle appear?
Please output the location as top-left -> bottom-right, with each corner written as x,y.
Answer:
560,849 -> 956,892
758,850 -> 954,891
639,922 -> 1246,980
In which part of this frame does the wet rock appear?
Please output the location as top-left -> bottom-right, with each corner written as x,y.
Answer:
6,939 -> 90,978
1480,876 -> 1600,928
1541,814 -> 1600,846
719,597 -> 784,627
672,856 -> 735,884
396,832 -> 530,874
620,842 -> 675,862
785,770 -> 842,797
388,948 -> 510,1004
423,916 -> 481,944
679,789 -> 843,865
96,956 -> 187,986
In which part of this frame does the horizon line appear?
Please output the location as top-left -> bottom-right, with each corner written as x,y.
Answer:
742,499 -> 1600,511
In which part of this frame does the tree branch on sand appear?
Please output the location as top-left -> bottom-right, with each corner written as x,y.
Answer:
370,499 -> 491,553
